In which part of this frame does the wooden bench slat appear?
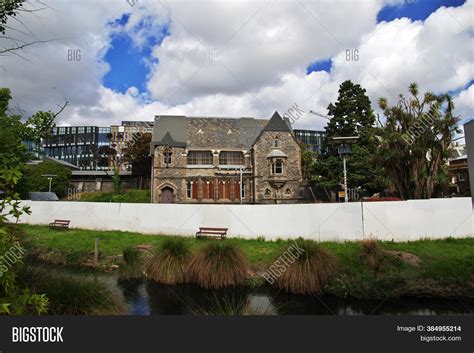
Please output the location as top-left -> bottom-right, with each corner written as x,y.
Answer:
199,228 -> 227,231
196,226 -> 228,240
49,219 -> 71,230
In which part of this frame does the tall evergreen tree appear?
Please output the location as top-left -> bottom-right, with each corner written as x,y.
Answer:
314,80 -> 385,198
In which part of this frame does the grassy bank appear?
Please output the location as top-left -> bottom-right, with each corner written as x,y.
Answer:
71,190 -> 150,203
18,224 -> 474,300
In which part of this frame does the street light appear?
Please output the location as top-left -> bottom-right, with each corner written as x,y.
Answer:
41,174 -> 57,192
331,136 -> 359,203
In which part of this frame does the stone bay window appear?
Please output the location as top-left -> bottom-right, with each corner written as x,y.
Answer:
267,149 -> 288,190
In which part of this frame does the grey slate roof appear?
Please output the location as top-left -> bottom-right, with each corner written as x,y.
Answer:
263,111 -> 292,132
150,112 -> 293,153
45,156 -> 80,170
29,192 -> 59,201
152,115 -> 268,150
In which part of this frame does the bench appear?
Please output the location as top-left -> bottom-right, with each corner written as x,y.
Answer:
195,227 -> 228,240
49,219 -> 70,230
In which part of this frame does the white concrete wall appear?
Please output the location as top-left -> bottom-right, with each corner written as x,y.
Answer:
13,198 -> 473,241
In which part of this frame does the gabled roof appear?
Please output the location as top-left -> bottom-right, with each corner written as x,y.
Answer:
160,132 -> 186,148
263,111 -> 292,132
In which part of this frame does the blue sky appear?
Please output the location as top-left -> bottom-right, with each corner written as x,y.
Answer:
103,13 -> 170,94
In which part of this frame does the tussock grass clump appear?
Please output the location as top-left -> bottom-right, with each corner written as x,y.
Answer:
146,238 -> 191,285
359,239 -> 384,271
19,266 -> 126,315
118,246 -> 145,280
189,242 -> 250,289
272,240 -> 338,295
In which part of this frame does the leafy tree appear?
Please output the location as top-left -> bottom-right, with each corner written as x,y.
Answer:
0,88 -> 56,314
0,1 -> 57,57
375,83 -> 459,199
19,160 -> 71,199
314,80 -> 385,198
0,167 -> 49,314
0,0 -> 24,35
123,133 -> 152,189
112,167 -> 121,193
300,143 -> 316,181
97,145 -> 117,169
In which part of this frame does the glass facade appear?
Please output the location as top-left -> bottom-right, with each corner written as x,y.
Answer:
42,126 -> 109,170
42,121 -> 153,170
293,129 -> 326,153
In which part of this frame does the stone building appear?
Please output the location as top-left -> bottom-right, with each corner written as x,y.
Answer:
150,112 -> 303,203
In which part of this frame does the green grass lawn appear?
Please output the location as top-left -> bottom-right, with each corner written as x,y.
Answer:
18,224 -> 474,299
71,190 -> 150,203
19,224 -> 287,267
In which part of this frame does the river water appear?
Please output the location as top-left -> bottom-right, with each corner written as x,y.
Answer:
117,279 -> 473,315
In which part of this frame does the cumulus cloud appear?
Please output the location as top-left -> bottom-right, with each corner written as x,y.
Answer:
0,0 -> 472,130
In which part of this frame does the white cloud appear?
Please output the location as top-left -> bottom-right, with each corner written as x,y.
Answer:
0,0 -> 472,131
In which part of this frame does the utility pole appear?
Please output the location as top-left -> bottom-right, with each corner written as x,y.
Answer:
343,155 -> 348,203
240,167 -> 243,204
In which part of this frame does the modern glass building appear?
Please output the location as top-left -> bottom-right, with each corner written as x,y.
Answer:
293,129 -> 326,153
42,126 -> 111,170
42,121 -> 153,170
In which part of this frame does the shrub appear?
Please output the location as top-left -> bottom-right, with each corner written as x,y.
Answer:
146,238 -> 191,285
359,239 -> 384,271
188,242 -> 250,289
118,246 -> 144,280
271,240 -> 337,295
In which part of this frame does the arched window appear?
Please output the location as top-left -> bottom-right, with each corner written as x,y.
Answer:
186,180 -> 192,198
274,137 -> 279,147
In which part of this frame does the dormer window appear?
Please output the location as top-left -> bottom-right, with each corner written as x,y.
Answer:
271,159 -> 283,175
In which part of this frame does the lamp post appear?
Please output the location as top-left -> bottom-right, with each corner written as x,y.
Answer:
41,174 -> 57,192
331,136 -> 359,203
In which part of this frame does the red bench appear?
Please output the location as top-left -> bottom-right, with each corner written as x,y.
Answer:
49,219 -> 70,230
195,227 -> 228,240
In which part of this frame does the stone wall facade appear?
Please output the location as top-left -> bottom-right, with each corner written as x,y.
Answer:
153,145 -> 254,203
151,113 -> 303,204
252,131 -> 303,204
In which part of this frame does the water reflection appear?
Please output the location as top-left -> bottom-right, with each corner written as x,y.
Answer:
117,279 -> 473,316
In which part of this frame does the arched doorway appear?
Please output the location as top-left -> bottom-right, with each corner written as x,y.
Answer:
160,187 -> 174,203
